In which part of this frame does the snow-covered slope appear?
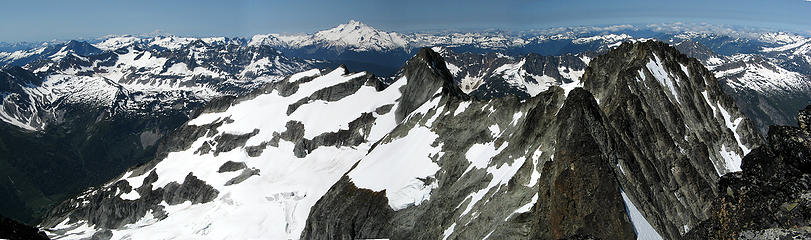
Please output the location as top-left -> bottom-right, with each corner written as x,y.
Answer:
41,66 -> 405,239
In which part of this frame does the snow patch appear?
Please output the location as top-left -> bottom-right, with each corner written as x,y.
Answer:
645,54 -> 680,104
348,127 -> 442,210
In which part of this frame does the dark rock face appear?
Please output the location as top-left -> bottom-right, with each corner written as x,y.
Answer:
224,168 -> 260,186
302,86 -> 639,240
0,214 -> 50,240
536,89 -> 635,240
163,173 -> 220,205
583,40 -> 764,239
300,177 -> 394,240
287,73 -> 379,114
40,170 -> 218,230
685,106 -> 811,239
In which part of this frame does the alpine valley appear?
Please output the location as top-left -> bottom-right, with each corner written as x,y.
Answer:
1,20 -> 810,240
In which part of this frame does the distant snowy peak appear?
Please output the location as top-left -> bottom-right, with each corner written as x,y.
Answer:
248,34 -> 286,47
312,20 -> 408,51
0,36 -> 317,131
254,20 -> 409,52
93,36 -> 142,50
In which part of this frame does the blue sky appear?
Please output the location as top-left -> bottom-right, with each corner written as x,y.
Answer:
1,0 -> 809,42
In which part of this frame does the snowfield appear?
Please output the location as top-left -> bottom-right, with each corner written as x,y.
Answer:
46,67 -> 411,239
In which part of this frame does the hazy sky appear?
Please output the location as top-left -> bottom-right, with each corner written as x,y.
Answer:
1,0 -> 809,42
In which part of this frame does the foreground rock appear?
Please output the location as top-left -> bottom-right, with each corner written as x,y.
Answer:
0,214 -> 49,240
686,105 -> 811,239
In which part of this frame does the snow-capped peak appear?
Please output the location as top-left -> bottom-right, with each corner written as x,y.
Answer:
149,36 -> 198,50
93,36 -> 142,50
248,34 -> 285,47
309,20 -> 408,51
248,20 -> 407,51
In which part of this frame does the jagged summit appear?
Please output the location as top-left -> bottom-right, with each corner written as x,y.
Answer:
408,47 -> 469,98
394,47 -> 469,122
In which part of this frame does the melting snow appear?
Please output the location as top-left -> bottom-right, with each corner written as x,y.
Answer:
488,124 -> 501,137
288,69 -> 321,82
442,223 -> 457,240
458,147 -> 524,219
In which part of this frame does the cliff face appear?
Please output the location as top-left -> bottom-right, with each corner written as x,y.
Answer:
581,41 -> 764,238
